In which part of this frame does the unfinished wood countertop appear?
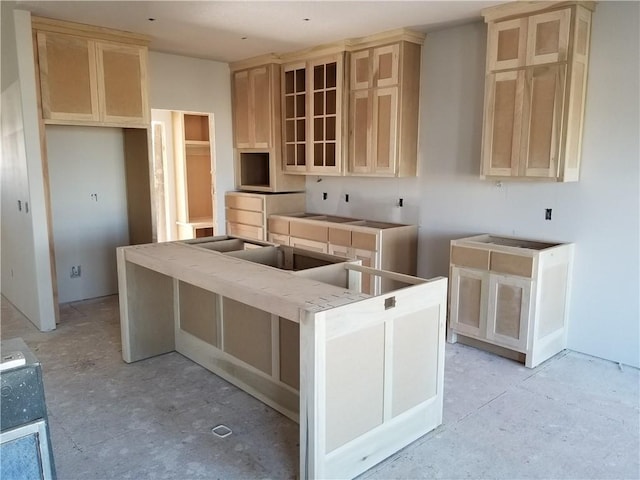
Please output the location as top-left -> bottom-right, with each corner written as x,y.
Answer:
120,242 -> 369,321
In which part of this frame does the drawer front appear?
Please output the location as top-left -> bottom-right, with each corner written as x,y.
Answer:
225,194 -> 263,212
351,231 -> 377,251
328,227 -> 352,247
450,245 -> 490,270
268,233 -> 290,246
226,208 -> 264,227
490,252 -> 534,278
227,222 -> 264,241
268,217 -> 290,235
289,237 -> 328,254
289,221 -> 328,242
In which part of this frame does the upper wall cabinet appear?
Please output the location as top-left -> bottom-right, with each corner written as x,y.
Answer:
33,17 -> 150,127
230,59 -> 306,193
481,1 -> 594,182
348,38 -> 422,177
232,63 -> 279,149
282,53 -> 345,176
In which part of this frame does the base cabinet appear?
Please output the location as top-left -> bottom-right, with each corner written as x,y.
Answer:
447,234 -> 573,368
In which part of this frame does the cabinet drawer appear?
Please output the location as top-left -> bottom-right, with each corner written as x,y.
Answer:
225,194 -> 263,212
451,246 -> 490,270
226,208 -> 264,227
268,217 -> 290,235
328,227 -> 351,247
289,221 -> 328,242
490,252 -> 534,278
227,222 -> 264,241
268,233 -> 290,246
290,237 -> 328,254
352,231 -> 377,251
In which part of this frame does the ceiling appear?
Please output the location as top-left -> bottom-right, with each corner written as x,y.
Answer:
16,1 -> 507,63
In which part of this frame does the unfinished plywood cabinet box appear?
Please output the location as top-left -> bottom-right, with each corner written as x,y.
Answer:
225,191 -> 306,241
348,33 -> 423,177
117,238 -> 447,479
480,1 -> 594,181
33,17 -> 150,127
447,234 -> 574,368
268,213 -> 417,295
231,60 -> 305,192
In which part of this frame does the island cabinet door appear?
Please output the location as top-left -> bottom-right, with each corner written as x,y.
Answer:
449,267 -> 487,339
485,273 -> 533,351
482,70 -> 525,177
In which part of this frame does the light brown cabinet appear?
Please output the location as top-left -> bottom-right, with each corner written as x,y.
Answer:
35,29 -> 149,127
230,61 -> 305,193
225,191 -> 306,242
481,2 -> 593,182
232,64 -> 277,149
283,54 -> 345,175
447,234 -> 574,368
267,214 -> 417,295
348,39 -> 422,177
173,112 -> 215,240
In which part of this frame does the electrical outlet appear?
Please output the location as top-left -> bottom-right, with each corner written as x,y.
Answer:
545,208 -> 552,220
322,192 -> 327,200
71,265 -> 81,278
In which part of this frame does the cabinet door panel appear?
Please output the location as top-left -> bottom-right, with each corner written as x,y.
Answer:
521,65 -> 565,177
373,44 -> 399,87
487,18 -> 527,71
349,90 -> 371,174
486,274 -> 531,351
351,50 -> 371,90
527,9 -> 571,66
283,65 -> 307,171
37,32 -> 99,121
252,66 -> 272,148
97,42 -> 148,124
233,70 -> 251,147
372,87 -> 398,175
482,71 -> 524,177
449,267 -> 486,338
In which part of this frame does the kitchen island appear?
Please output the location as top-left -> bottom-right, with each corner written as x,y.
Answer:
117,237 -> 447,479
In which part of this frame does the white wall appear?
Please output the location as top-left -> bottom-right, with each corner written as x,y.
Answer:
148,52 -> 234,236
46,126 -> 130,303
1,5 -> 56,330
306,2 -> 639,367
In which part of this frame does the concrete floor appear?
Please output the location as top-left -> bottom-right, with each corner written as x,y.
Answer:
1,294 -> 638,480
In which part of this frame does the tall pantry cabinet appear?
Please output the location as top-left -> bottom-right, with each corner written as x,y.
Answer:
480,1 -> 594,182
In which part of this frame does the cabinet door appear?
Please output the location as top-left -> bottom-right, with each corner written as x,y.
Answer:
372,87 -> 398,175
372,44 -> 399,87
520,65 -> 566,178
96,42 -> 149,125
283,64 -> 307,171
350,50 -> 371,90
349,90 -> 371,174
308,57 -> 342,174
36,31 -> 99,122
527,9 -> 571,66
449,267 -> 487,339
487,18 -> 527,71
482,70 -> 525,177
233,70 -> 251,147
251,66 -> 273,148
486,274 -> 532,351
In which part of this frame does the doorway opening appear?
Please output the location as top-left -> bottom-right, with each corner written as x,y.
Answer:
150,110 -> 217,242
